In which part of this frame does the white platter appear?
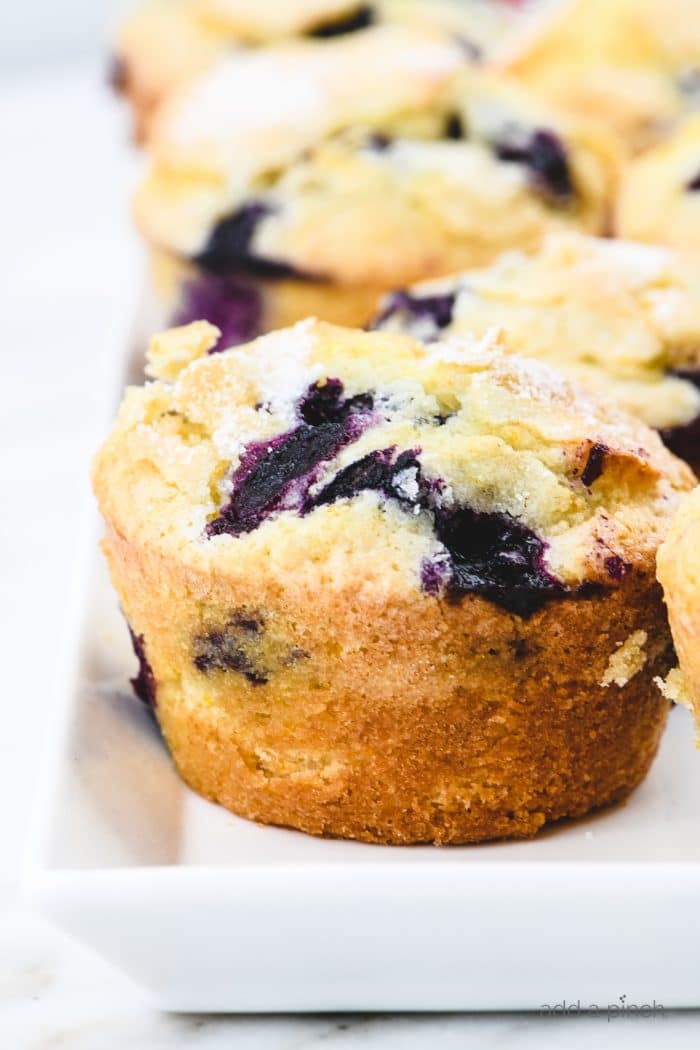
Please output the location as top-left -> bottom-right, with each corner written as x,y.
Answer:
24,310 -> 700,1013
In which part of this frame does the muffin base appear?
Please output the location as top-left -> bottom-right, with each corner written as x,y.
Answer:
103,526 -> 672,845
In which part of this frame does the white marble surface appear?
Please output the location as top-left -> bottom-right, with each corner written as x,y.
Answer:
3,59 -> 700,1048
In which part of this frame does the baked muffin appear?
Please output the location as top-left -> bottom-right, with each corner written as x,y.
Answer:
657,486 -> 700,732
508,0 -> 700,155
112,0 -> 552,138
135,24 -> 617,350
373,232 -> 700,472
92,319 -> 692,845
618,116 -> 700,255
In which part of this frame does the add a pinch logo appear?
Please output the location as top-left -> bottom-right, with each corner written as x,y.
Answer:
540,995 -> 665,1021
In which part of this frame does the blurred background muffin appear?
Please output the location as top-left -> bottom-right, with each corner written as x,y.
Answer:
373,232 -> 700,471
113,0 -> 557,139
618,116 -> 700,252
133,24 -> 618,350
507,0 -> 700,156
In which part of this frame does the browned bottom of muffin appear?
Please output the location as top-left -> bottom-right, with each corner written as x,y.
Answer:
160,680 -> 668,845
122,556 -> 672,845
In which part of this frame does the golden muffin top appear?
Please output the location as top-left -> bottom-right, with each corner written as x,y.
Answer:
93,320 -> 692,615
133,23 -> 618,285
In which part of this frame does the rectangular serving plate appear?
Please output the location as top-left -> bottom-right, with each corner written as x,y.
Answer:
25,303 -> 700,1013
25,540 -> 700,1013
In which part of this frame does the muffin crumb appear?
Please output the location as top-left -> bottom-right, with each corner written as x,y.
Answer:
601,630 -> 648,688
654,666 -> 692,709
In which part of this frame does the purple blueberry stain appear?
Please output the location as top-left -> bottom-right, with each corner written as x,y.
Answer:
660,414 -> 700,463
128,627 -> 157,709
420,552 -> 452,596
603,554 -> 629,582
580,442 -> 608,487
172,273 -> 263,351
494,128 -> 574,202
207,380 -> 376,537
308,4 -> 375,37
192,611 -> 308,684
371,289 -> 457,338
195,202 -> 320,281
193,626 -> 267,685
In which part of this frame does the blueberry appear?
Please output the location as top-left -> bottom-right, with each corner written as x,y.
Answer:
668,367 -> 700,389
660,414 -> 700,462
298,378 -> 346,424
207,381 -> 376,537
444,112 -> 466,140
127,627 -> 157,708
308,447 -> 423,510
366,132 -> 392,151
686,173 -> 700,191
195,202 -> 317,281
172,273 -> 263,351
659,368 -> 700,459
371,289 -> 457,337
308,4 -> 375,37
430,505 -> 566,617
494,128 -> 574,201
580,442 -> 608,487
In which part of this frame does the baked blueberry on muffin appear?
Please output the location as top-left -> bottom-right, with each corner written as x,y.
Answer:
657,488 -> 700,733
618,116 -> 700,254
93,319 -> 692,844
508,0 -> 700,155
373,232 -> 700,472
135,25 -> 617,350
113,0 -> 550,137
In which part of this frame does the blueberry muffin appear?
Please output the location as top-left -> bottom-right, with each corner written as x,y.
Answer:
657,487 -> 700,732
373,232 -> 700,472
92,319 -> 692,844
135,24 -> 617,351
113,0 -> 552,138
508,0 -> 700,155
618,116 -> 700,255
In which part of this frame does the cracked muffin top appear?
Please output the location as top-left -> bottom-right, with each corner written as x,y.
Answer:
92,319 -> 692,618
373,232 -> 700,434
133,24 -> 618,287
507,0 -> 700,155
618,116 -> 700,252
